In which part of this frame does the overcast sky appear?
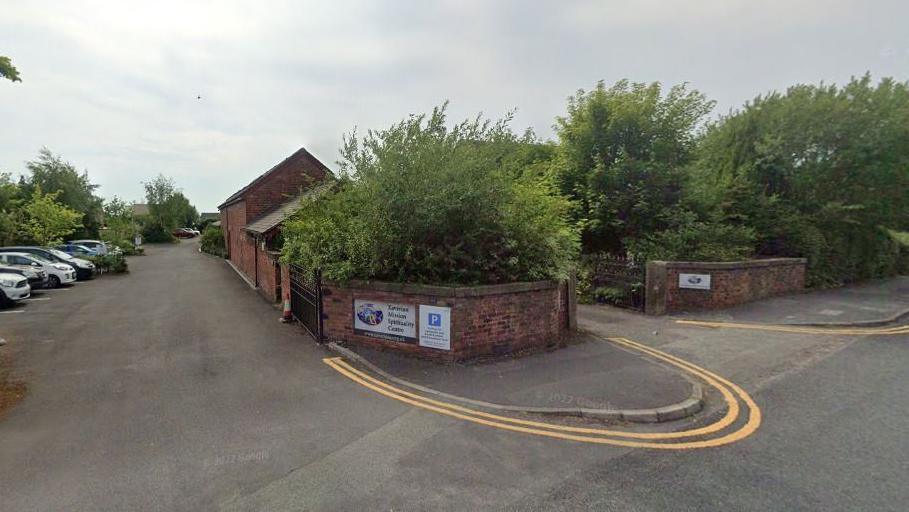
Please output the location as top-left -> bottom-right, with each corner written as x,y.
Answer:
2,0 -> 908,211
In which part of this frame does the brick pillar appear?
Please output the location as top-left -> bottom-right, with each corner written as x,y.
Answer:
645,261 -> 668,316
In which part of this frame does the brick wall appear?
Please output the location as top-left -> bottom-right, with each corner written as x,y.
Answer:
256,249 -> 280,302
222,201 -> 255,279
300,278 -> 573,362
645,258 -> 807,314
244,151 -> 328,220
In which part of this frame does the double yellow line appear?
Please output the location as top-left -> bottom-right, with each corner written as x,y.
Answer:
676,320 -> 909,336
323,337 -> 761,449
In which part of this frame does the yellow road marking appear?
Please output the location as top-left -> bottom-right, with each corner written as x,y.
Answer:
322,336 -> 762,449
676,319 -> 909,336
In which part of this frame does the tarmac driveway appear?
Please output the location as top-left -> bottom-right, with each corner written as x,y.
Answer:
1,240 -> 908,511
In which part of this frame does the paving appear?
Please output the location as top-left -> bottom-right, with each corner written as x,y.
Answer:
673,275 -> 909,325
1,240 -> 907,511
335,336 -> 696,413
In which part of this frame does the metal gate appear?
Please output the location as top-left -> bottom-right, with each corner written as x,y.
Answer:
289,264 -> 323,341
584,254 -> 646,312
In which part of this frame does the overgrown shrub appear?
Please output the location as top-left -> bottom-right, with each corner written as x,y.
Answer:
200,226 -> 226,258
88,253 -> 128,273
282,104 -> 579,285
141,221 -> 174,243
624,209 -> 756,263
688,75 -> 909,286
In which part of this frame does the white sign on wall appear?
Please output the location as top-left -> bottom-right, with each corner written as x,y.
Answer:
419,305 -> 451,351
353,299 -> 416,343
679,273 -> 712,290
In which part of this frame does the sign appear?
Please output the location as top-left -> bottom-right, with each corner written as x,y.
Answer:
679,273 -> 711,290
419,305 -> 451,351
353,299 -> 416,343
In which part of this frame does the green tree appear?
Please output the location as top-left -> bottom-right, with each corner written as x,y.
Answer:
283,103 -> 579,284
0,56 -> 21,82
22,186 -> 83,245
141,174 -> 198,241
102,196 -> 138,242
689,74 -> 909,285
553,80 -> 714,253
0,173 -> 23,245
21,149 -> 102,238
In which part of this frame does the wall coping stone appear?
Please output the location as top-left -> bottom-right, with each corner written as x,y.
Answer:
322,279 -> 559,298
654,257 -> 806,271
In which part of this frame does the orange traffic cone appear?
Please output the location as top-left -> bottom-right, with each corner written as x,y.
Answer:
281,299 -> 293,323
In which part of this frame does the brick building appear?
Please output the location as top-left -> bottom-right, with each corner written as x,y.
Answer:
218,147 -> 333,302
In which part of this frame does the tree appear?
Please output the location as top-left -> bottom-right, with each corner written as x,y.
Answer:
21,149 -> 102,238
553,80 -> 714,253
0,173 -> 22,245
283,103 -> 579,285
102,196 -> 138,242
0,56 -> 21,82
141,174 -> 199,241
689,74 -> 909,285
22,186 -> 83,245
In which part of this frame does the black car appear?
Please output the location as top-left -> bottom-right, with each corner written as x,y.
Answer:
0,247 -> 95,280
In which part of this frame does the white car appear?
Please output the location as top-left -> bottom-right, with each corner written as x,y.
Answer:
0,252 -> 76,288
0,272 -> 30,306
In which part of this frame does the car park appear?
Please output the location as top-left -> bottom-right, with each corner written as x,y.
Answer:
0,252 -> 75,288
68,239 -> 109,255
56,243 -> 99,257
0,247 -> 95,280
0,271 -> 30,307
0,255 -> 48,287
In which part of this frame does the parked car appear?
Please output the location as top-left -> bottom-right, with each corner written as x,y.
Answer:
56,243 -> 99,257
173,228 -> 196,238
69,239 -> 108,255
0,247 -> 95,280
0,254 -> 48,287
0,252 -> 75,288
0,272 -> 30,307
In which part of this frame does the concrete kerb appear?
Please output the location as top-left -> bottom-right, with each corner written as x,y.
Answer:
672,306 -> 909,329
327,341 -> 704,424
782,307 -> 909,328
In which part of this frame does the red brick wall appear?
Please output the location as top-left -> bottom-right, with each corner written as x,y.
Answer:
256,249 -> 280,302
319,280 -> 571,362
244,151 -> 328,220
222,201 -> 255,279
645,258 -> 807,314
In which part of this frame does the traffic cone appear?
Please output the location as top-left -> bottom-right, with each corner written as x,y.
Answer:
281,299 -> 293,323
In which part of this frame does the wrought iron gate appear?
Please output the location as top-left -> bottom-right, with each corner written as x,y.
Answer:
289,264 -> 323,341
584,254 -> 646,312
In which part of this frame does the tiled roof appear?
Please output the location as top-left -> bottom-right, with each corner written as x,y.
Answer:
243,181 -> 334,235
217,147 -> 331,210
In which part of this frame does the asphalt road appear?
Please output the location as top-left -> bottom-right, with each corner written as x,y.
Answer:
1,240 -> 907,511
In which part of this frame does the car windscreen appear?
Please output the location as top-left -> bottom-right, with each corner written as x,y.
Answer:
24,254 -> 53,265
47,248 -> 75,261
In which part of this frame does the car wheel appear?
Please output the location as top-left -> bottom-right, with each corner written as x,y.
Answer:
49,275 -> 61,288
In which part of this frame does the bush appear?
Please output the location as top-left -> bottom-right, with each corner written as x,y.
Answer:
689,75 -> 909,286
282,104 -> 579,285
141,221 -> 174,243
88,253 -> 128,273
624,209 -> 756,263
200,226 -> 226,257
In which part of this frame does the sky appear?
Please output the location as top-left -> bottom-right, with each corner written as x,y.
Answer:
2,0 -> 908,212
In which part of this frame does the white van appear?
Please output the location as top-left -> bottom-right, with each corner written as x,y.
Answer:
0,252 -> 76,288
